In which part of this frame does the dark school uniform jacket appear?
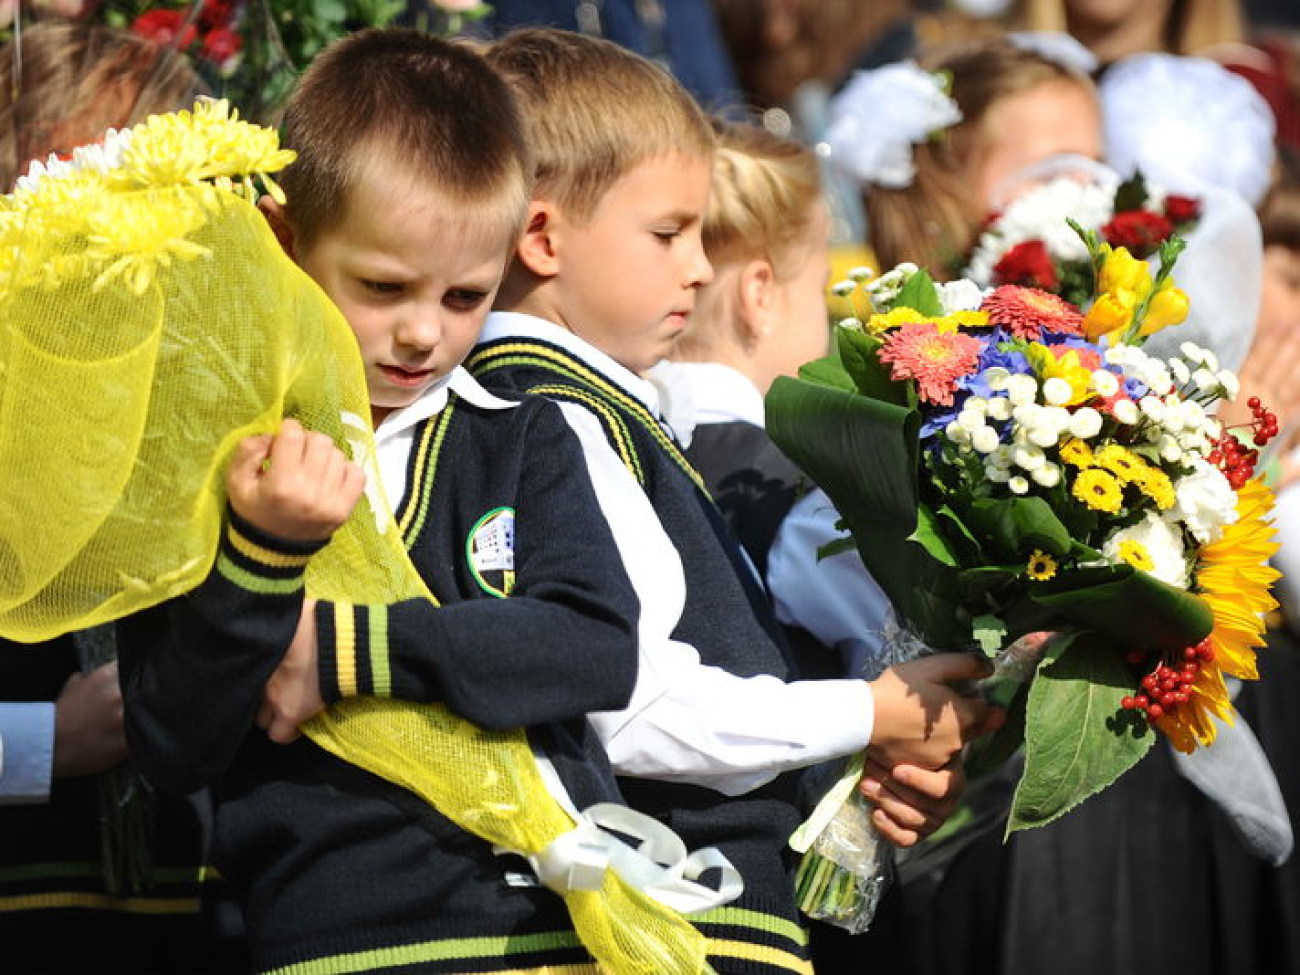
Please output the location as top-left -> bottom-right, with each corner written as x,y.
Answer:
470,336 -> 815,975
119,391 -> 641,974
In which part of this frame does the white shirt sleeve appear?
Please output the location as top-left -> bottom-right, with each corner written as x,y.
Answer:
556,403 -> 874,796
0,702 -> 55,805
768,489 -> 895,680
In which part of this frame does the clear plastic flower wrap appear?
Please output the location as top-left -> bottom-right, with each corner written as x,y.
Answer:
791,752 -> 891,933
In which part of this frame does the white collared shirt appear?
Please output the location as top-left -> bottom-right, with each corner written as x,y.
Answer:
0,702 -> 55,805
371,367 -> 517,514
478,313 -> 874,796
650,361 -> 894,678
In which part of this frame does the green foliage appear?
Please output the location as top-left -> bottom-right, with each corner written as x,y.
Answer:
1009,632 -> 1153,831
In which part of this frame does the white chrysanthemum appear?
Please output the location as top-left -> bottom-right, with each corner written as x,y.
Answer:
1032,463 -> 1062,488
1013,444 -> 1047,471
1006,373 -> 1038,405
971,425 -> 1001,453
1103,513 -> 1189,588
1217,370 -> 1240,401
1180,342 -> 1219,372
1169,358 -> 1191,386
1169,458 -> 1239,544
1139,395 -> 1166,422
1091,369 -> 1120,397
1042,377 -> 1073,406
937,278 -> 986,313
1156,433 -> 1185,463
831,279 -> 857,297
847,265 -> 875,282
985,396 -> 1013,421
982,367 -> 1012,392
1008,475 -> 1030,495
1112,399 -> 1140,425
1068,406 -> 1103,439
946,421 -> 972,447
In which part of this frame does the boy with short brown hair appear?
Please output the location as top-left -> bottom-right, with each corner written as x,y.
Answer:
120,29 -> 647,974
474,27 -> 1000,972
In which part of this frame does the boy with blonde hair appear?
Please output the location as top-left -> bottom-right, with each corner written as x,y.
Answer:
120,29 -> 649,973
474,28 -> 1001,973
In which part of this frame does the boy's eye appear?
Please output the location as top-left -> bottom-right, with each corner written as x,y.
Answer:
361,279 -> 403,295
653,230 -> 681,243
443,289 -> 488,312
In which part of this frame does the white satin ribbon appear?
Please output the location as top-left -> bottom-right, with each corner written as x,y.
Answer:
502,802 -> 744,915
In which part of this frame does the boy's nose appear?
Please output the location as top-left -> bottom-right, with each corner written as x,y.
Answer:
686,245 -> 714,288
394,308 -> 442,351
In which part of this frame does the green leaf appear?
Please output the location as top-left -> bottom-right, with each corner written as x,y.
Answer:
797,353 -> 856,392
1113,171 -> 1149,213
835,328 -> 913,407
816,536 -> 856,560
1008,632 -> 1153,832
767,375 -> 967,648
961,496 -> 1073,560
911,504 -> 959,567
971,614 -> 1008,656
894,268 -> 945,317
1029,565 -> 1214,653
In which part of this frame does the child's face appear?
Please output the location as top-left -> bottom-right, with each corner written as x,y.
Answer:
973,79 -> 1104,211
1259,244 -> 1300,342
554,151 -> 714,374
294,174 -> 511,423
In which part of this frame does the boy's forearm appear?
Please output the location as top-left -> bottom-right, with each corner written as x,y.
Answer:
119,511 -> 322,794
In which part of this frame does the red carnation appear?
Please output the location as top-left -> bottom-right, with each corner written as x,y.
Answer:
200,26 -> 242,66
199,0 -> 239,29
992,239 -> 1058,291
131,9 -> 198,49
1102,210 -> 1175,258
1163,194 -> 1201,225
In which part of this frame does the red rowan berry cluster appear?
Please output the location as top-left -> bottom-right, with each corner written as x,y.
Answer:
1121,638 -> 1214,722
1207,398 -> 1278,489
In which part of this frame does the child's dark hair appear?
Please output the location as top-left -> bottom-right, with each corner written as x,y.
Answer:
279,28 -> 530,245
0,20 -> 204,191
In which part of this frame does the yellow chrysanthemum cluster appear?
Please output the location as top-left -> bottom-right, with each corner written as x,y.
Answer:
867,307 -> 989,335
1066,441 -> 1174,513
0,99 -> 295,297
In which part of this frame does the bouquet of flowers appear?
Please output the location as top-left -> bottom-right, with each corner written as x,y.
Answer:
964,166 -> 1201,308
769,231 -> 1279,930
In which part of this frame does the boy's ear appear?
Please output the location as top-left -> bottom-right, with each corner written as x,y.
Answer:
258,196 -> 296,260
736,258 -> 777,345
514,201 -> 561,279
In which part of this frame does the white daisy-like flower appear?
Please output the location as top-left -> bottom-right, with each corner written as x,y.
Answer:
1103,513 -> 1189,588
1008,475 -> 1030,495
971,425 -> 1001,454
1042,377 -> 1073,406
1111,399 -> 1139,425
1091,369 -> 1119,397
1032,463 -> 1062,488
1068,406 -> 1103,439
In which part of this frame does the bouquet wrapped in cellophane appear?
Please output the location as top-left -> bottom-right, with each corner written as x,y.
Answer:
0,100 -> 714,974
768,229 -> 1280,932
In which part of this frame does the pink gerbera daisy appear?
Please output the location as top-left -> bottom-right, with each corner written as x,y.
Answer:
981,285 -> 1084,340
878,322 -> 983,406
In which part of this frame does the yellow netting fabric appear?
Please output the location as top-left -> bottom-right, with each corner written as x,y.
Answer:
0,101 -> 708,974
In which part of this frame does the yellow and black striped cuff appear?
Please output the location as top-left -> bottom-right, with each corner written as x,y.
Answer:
215,509 -> 326,597
316,601 -> 393,701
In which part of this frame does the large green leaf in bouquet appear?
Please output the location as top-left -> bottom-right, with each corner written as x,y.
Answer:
767,326 -> 970,651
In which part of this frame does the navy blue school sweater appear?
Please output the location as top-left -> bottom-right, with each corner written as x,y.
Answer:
119,392 -> 641,974
469,336 -> 814,975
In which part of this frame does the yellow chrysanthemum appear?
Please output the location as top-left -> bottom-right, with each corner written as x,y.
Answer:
1093,443 -> 1146,483
1156,479 -> 1280,752
85,190 -> 212,295
866,307 -> 988,335
1132,467 -> 1176,510
1058,437 -> 1094,468
113,99 -> 295,197
1116,539 -> 1154,572
1072,467 -> 1124,513
1026,549 -> 1058,581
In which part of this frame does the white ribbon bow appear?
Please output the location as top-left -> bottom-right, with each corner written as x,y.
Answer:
504,802 -> 744,915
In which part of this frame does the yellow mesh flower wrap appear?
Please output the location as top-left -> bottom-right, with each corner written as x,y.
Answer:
0,101 -> 709,975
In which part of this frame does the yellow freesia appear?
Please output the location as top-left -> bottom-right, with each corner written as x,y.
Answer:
1097,244 -> 1150,296
1082,292 -> 1133,342
1141,282 -> 1190,334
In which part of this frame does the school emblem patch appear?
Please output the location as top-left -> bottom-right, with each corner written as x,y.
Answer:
467,506 -> 516,597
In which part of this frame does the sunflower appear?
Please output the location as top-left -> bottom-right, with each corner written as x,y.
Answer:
1154,478 -> 1280,751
